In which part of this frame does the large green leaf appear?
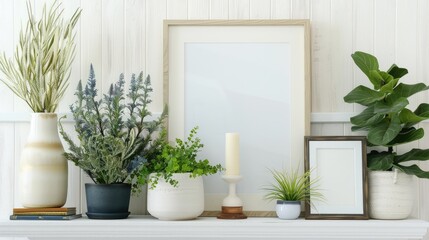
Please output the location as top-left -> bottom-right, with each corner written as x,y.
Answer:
351,125 -> 370,132
344,85 -> 385,106
415,103 -> 429,117
387,64 -> 408,79
367,116 -> 401,145
367,151 -> 394,171
394,164 -> 429,179
350,104 -> 384,127
391,83 -> 429,98
399,108 -> 429,127
368,70 -> 383,90
351,51 -> 379,79
386,127 -> 424,146
395,148 -> 429,163
379,77 -> 399,94
374,97 -> 408,115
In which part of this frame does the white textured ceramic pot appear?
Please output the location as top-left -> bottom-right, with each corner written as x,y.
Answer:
147,173 -> 204,220
369,170 -> 413,219
20,113 -> 68,208
276,200 -> 301,220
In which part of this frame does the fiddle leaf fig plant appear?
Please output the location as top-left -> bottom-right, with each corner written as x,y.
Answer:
344,51 -> 429,178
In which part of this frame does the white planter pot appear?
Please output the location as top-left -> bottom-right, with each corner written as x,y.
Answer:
276,200 -> 301,220
19,113 -> 68,208
369,170 -> 413,219
147,173 -> 204,220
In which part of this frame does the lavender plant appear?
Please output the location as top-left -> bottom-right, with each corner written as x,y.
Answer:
59,65 -> 167,192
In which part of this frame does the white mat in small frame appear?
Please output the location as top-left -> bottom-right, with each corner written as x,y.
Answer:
304,136 -> 368,220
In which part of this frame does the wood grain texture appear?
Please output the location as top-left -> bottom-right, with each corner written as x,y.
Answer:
146,0 -> 167,112
0,124 -> 15,219
250,0 -> 271,19
167,0 -> 187,19
310,0 -> 331,112
210,0 -> 229,19
330,0 -> 353,112
229,0 -> 250,19
291,0 -> 309,18
0,0 -> 15,113
188,0 -> 209,19
102,0 -> 125,92
374,0 -> 395,69
271,0 -> 291,19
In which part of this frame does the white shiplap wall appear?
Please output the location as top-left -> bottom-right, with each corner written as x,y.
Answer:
1,0 -> 429,219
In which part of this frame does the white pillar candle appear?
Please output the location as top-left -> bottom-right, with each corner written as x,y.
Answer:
225,133 -> 240,176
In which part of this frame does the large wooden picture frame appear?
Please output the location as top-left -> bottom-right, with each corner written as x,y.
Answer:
164,20 -> 311,214
304,136 -> 368,220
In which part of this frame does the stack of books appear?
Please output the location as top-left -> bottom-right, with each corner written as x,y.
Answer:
10,207 -> 81,220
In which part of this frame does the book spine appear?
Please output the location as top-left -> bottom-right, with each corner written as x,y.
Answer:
10,214 -> 81,220
13,212 -> 75,216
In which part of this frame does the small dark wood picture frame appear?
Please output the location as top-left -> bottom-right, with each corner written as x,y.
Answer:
304,136 -> 368,220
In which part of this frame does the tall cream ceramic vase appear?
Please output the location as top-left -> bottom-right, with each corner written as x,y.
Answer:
19,113 -> 67,208
369,170 -> 413,219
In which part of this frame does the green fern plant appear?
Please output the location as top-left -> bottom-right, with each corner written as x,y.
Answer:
0,1 -> 81,112
137,126 -> 223,189
263,168 -> 323,204
59,65 -> 167,192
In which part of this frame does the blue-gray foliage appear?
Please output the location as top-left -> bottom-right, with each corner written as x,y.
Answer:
60,65 -> 167,189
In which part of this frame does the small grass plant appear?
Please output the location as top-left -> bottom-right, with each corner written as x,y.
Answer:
263,168 -> 323,204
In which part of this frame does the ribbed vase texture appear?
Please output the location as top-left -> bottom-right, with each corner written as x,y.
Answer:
19,113 -> 68,208
147,173 -> 204,220
369,170 -> 413,219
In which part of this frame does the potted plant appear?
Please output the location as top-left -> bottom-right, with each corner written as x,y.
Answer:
0,1 -> 81,208
263,168 -> 322,220
59,65 -> 167,219
138,127 -> 223,220
344,51 -> 429,219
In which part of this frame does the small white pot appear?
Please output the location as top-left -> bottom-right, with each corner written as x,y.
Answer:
369,170 -> 414,219
276,200 -> 301,220
147,173 -> 204,220
19,113 -> 68,208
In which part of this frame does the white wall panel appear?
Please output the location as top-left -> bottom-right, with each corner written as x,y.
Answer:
1,0 -> 429,220
210,0 -> 229,19
188,0 -> 210,19
0,124 -> 15,219
102,0 -> 125,91
57,0 -> 82,113
167,0 -> 188,19
146,0 -> 167,112
271,0 -> 291,19
0,0 -> 14,113
250,0 -> 271,19
310,0 -> 331,112
330,0 -> 353,112
80,0 -> 102,90
12,0 -> 32,113
352,0 -> 374,114
229,0 -> 250,19
291,0 -> 309,18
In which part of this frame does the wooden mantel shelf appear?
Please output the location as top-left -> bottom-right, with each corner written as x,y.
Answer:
0,216 -> 428,240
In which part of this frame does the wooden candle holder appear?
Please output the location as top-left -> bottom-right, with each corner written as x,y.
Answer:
217,206 -> 247,219
217,175 -> 247,220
